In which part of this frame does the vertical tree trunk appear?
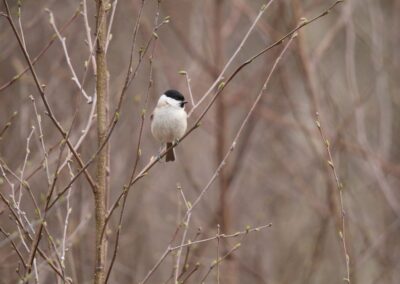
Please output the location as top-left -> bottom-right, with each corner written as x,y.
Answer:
94,1 -> 109,283
213,1 -> 237,283
214,0 -> 229,233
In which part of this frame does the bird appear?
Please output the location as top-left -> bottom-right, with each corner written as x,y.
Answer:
151,89 -> 188,162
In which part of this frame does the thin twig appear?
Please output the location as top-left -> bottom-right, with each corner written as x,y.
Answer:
57,94 -> 97,173
177,184 -> 190,211
82,0 -> 97,73
0,226 -> 27,269
46,9 -> 93,103
60,162 -> 74,269
178,70 -> 195,106
174,212 -> 192,283
201,243 -> 241,283
315,113 -> 351,283
171,223 -> 272,251
139,247 -> 171,284
0,111 -> 18,140
0,164 -> 30,252
16,1 -> 26,50
105,0 -> 118,52
17,126 -> 35,220
181,262 -> 200,284
30,95 -> 51,185
179,227 -> 202,279
217,224 -> 221,284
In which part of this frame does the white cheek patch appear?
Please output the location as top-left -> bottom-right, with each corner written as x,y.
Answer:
163,95 -> 182,108
157,95 -> 169,107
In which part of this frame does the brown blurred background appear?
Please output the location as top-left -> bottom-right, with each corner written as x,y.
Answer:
1,0 -> 400,283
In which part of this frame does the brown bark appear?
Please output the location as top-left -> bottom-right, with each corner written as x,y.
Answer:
214,1 -> 237,283
214,0 -> 230,234
94,0 -> 109,283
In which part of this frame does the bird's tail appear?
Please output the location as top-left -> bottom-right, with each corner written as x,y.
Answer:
166,142 -> 175,162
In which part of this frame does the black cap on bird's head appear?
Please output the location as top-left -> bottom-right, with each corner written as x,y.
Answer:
164,89 -> 187,107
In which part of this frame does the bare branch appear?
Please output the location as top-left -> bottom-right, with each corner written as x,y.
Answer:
46,9 -> 93,103
315,113 -> 351,283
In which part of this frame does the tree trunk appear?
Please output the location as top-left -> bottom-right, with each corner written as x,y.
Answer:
94,0 -> 109,283
213,1 -> 237,283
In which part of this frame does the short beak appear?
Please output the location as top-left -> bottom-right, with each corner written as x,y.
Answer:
183,101 -> 188,105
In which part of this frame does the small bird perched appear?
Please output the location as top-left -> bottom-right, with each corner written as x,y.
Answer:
151,90 -> 188,162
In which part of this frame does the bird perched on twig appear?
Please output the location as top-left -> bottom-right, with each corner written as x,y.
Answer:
151,90 -> 188,162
